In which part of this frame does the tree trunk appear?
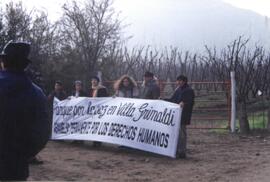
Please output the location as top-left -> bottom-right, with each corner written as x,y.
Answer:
238,101 -> 250,134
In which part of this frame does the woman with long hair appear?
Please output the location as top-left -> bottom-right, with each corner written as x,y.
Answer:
114,75 -> 139,98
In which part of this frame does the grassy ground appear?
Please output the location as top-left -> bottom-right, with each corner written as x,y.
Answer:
248,111 -> 268,129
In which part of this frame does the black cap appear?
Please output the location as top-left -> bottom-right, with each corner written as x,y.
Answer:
0,41 -> 31,61
176,75 -> 188,82
0,41 -> 31,70
144,71 -> 154,78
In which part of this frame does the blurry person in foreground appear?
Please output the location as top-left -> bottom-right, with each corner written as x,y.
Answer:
0,41 -> 49,180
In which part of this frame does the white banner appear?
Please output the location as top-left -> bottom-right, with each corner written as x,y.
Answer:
52,97 -> 182,158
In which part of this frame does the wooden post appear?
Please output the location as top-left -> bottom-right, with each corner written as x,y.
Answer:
230,71 -> 236,133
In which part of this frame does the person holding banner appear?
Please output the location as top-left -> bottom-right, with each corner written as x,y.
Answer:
0,41 -> 49,181
69,80 -> 88,145
48,80 -> 67,101
114,74 -> 139,98
89,76 -> 108,98
46,80 -> 67,155
47,81 -> 67,140
72,80 -> 87,97
141,71 -> 160,99
166,75 -> 195,158
89,76 -> 108,147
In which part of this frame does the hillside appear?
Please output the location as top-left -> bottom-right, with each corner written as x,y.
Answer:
116,0 -> 270,51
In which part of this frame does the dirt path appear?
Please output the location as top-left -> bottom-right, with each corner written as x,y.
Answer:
29,130 -> 270,181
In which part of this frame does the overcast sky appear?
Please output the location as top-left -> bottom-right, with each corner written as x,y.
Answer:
223,0 -> 270,17
1,0 -> 270,50
1,0 -> 270,20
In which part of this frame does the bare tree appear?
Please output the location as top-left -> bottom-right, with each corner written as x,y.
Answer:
2,2 -> 270,133
0,8 -> 5,49
204,37 -> 270,133
3,2 -> 31,41
58,0 -> 125,81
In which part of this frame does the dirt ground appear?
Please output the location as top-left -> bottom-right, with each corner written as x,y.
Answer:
29,129 -> 270,182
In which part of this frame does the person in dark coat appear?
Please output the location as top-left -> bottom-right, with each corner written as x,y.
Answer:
47,80 -> 67,140
89,76 -> 108,97
0,41 -> 50,181
140,71 -> 160,99
166,75 -> 195,158
72,80 -> 87,97
48,80 -> 67,101
89,76 -> 108,147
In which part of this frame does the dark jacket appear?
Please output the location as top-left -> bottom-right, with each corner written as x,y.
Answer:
48,90 -> 67,101
167,83 -> 195,125
0,71 -> 50,180
141,79 -> 160,99
89,86 -> 108,97
72,90 -> 87,97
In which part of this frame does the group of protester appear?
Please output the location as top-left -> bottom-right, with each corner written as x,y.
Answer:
47,72 -> 160,101
48,71 -> 195,158
0,41 -> 194,181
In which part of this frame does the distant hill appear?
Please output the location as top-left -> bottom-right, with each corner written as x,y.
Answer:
117,0 -> 270,51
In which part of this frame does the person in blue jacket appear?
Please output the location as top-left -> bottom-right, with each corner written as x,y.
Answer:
0,41 -> 50,181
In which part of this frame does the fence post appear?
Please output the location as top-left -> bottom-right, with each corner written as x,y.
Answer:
230,71 -> 236,133
97,71 -> 102,84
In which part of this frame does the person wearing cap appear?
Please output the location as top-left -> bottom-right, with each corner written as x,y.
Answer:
0,41 -> 50,180
140,71 -> 160,99
72,80 -> 87,97
166,75 -> 195,158
89,76 -> 108,147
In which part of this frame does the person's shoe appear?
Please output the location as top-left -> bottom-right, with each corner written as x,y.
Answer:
28,156 -> 44,165
177,153 -> 186,159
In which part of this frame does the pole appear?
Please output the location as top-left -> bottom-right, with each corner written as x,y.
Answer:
230,71 -> 236,132
97,71 -> 102,85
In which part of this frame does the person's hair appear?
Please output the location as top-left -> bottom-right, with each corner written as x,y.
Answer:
114,75 -> 137,91
55,80 -> 63,86
74,80 -> 82,85
144,71 -> 154,78
91,76 -> 100,83
176,75 -> 188,82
